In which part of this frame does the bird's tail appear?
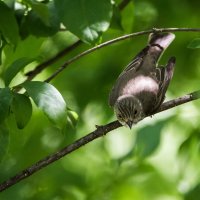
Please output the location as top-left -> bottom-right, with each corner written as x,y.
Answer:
128,32 -> 175,71
148,32 -> 175,50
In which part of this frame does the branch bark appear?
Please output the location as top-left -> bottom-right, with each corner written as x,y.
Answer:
0,90 -> 199,192
44,28 -> 200,83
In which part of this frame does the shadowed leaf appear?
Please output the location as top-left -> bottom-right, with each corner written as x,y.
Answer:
0,123 -> 9,162
11,93 -> 32,129
0,87 -> 12,123
187,38 -> 200,49
0,1 -> 19,45
4,57 -> 35,86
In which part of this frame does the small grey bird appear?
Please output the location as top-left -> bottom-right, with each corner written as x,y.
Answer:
109,32 -> 176,128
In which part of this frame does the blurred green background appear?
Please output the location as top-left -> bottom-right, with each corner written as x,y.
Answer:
0,0 -> 200,199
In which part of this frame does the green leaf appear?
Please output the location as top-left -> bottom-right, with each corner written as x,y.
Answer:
23,81 -> 67,128
0,34 -> 3,64
4,57 -> 35,86
20,2 -> 60,38
0,123 -> 9,162
11,93 -> 32,129
3,0 -> 15,8
0,87 -> 12,123
29,1 -> 50,26
133,120 -> 166,159
185,183 -> 200,200
67,109 -> 79,128
54,0 -> 113,44
0,1 -> 19,45
187,38 -> 200,49
110,5 -> 123,30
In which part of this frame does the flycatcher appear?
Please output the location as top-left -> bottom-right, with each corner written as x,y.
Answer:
109,32 -> 176,128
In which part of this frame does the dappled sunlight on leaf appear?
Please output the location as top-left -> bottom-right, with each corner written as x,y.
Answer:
148,122 -> 186,181
23,81 -> 67,128
81,103 -> 106,132
41,127 -> 63,149
133,120 -> 166,159
105,128 -> 135,159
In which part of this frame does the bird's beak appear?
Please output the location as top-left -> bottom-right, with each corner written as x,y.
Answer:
126,120 -> 133,129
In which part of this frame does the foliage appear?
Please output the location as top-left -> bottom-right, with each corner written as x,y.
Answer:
0,0 -> 200,199
188,38 -> 200,49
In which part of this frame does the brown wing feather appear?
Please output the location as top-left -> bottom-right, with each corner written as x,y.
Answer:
109,58 -> 141,106
108,47 -> 150,107
152,57 -> 176,112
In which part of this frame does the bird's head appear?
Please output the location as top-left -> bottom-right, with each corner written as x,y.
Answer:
114,95 -> 144,129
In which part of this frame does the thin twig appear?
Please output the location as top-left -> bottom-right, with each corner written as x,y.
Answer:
25,40 -> 82,80
158,90 -> 200,112
45,28 -> 200,83
0,89 -> 199,192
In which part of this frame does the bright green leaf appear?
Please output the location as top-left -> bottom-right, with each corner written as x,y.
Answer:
54,0 -> 113,44
0,88 -> 12,123
187,38 -> 200,49
0,123 -> 9,162
4,57 -> 35,86
0,1 -> 19,45
11,93 -> 32,129
23,81 -> 67,128
67,109 -> 79,128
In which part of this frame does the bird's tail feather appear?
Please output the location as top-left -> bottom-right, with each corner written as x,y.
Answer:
148,32 -> 175,50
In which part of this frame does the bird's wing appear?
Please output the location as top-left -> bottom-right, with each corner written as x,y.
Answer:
108,55 -> 143,107
122,32 -> 175,74
109,46 -> 152,107
121,46 -> 150,74
109,33 -> 175,108
152,57 -> 176,112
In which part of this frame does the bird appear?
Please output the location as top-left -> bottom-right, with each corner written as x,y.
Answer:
109,32 -> 176,129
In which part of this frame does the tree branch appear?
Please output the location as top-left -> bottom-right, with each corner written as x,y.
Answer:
158,90 -> 200,112
0,90 -> 199,192
25,40 -> 82,80
24,0 -> 132,81
44,28 -> 200,83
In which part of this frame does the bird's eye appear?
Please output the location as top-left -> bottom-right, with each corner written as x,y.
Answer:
118,114 -> 122,119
